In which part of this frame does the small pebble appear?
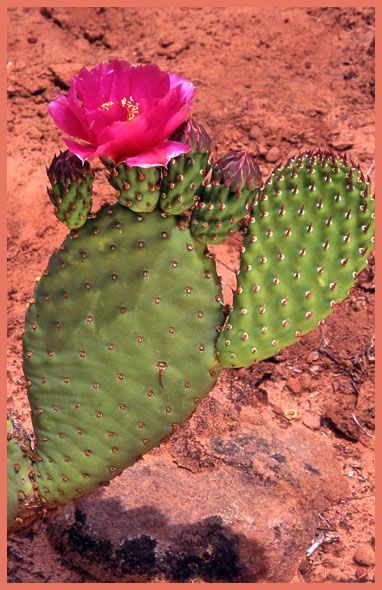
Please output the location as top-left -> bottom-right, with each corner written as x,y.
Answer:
286,376 -> 302,395
299,558 -> 311,575
266,146 -> 280,162
249,125 -> 263,140
28,36 -> 38,44
308,351 -> 320,362
353,544 -> 375,566
303,414 -> 321,431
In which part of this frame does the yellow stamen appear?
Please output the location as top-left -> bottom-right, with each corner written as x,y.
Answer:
98,96 -> 140,121
99,100 -> 114,112
121,96 -> 140,121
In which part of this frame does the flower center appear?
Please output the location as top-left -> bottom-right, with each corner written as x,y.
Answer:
99,96 -> 140,121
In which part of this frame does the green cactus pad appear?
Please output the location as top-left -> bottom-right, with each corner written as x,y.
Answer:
7,416 -> 41,531
23,206 -> 223,503
160,152 -> 211,215
105,162 -> 161,213
216,150 -> 374,367
47,151 -> 94,230
191,152 -> 261,244
160,118 -> 212,215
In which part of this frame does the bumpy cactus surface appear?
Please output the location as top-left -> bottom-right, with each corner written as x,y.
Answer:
103,161 -> 161,212
8,60 -> 375,534
217,151 -> 374,367
191,151 -> 262,243
160,118 -> 212,215
23,206 -> 222,504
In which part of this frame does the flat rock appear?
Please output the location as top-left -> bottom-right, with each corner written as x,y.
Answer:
47,421 -> 348,583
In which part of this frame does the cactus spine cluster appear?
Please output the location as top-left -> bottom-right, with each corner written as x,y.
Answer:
8,116 -> 374,533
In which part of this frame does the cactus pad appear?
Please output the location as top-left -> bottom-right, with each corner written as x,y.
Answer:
104,161 -> 161,213
47,151 -> 94,230
217,150 -> 375,367
23,206 -> 223,503
160,118 -> 212,215
191,151 -> 261,244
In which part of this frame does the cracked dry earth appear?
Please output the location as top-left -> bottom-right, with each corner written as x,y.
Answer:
7,6 -> 375,584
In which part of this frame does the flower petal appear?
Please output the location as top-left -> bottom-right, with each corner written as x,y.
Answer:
169,72 -> 195,103
123,140 -> 190,168
48,97 -> 90,141
145,84 -> 195,142
128,64 -> 170,101
64,138 -> 97,162
73,63 -> 116,111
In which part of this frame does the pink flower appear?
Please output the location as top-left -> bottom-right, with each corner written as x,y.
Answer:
48,60 -> 195,168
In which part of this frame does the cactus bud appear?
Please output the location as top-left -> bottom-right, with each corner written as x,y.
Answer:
213,151 -> 261,192
171,117 -> 211,154
47,150 -> 94,229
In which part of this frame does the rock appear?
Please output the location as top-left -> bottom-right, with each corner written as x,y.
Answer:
286,377 -> 302,395
249,125 -> 263,141
47,422 -> 348,583
299,374 -> 312,392
265,147 -> 280,163
49,63 -> 83,89
308,351 -> 320,362
303,414 -> 321,431
27,36 -> 38,44
298,558 -> 311,576
353,544 -> 375,566
324,401 -> 359,441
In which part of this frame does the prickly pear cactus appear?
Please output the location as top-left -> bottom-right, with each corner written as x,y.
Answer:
47,151 -> 94,229
7,61 -> 375,535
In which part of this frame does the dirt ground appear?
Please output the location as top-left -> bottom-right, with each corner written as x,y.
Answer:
7,6 -> 375,584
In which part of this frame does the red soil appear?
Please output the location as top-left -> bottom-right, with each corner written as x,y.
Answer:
7,6 -> 374,583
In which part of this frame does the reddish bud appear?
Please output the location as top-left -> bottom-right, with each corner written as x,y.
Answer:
214,151 -> 261,191
171,116 -> 211,154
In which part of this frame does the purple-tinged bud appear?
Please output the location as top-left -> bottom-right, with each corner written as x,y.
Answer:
171,117 -> 211,154
214,151 -> 261,192
47,150 -> 92,187
47,150 -> 94,230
